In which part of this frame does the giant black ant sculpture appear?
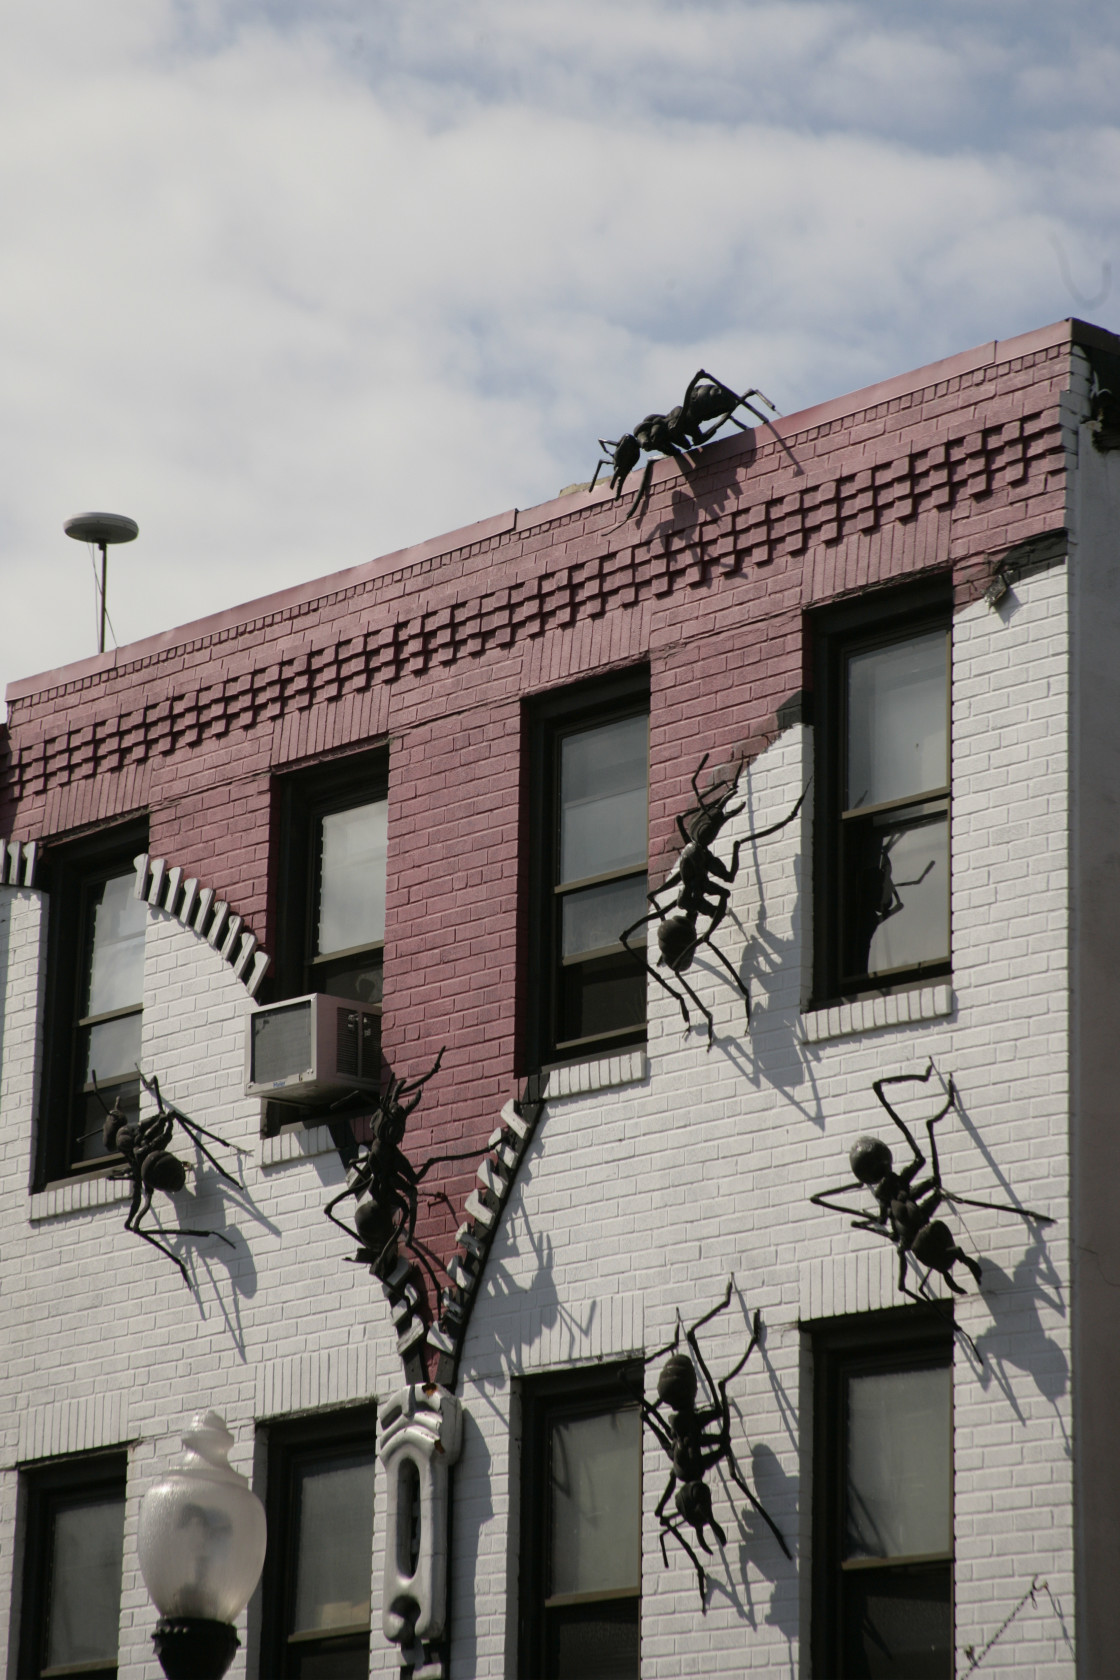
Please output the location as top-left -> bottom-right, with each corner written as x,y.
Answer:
87,1068 -> 241,1285
589,369 -> 779,525
323,1048 -> 485,1315
811,1064 -> 1054,1318
630,1279 -> 790,1611
620,752 -> 807,1046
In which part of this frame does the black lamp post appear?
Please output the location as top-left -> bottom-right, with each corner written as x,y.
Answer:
137,1411 -> 266,1680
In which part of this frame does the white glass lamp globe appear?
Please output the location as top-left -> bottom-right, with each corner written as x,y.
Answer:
138,1411 -> 266,1625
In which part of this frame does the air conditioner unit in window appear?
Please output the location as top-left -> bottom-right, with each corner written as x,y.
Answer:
245,993 -> 381,1106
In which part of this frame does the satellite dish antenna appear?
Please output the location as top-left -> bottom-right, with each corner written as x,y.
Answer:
64,511 -> 139,655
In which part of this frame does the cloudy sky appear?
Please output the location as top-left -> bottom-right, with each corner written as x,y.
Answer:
2,0 -> 1117,704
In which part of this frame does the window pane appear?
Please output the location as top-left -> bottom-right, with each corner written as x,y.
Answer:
318,801 -> 387,959
290,1638 -> 372,1680
559,953 -> 646,1045
45,1495 -> 125,1669
843,812 -> 949,979
560,716 -> 648,884
82,1009 -> 143,1087
549,1407 -> 639,1598
845,1366 -> 951,1560
75,1076 -> 140,1164
561,875 -> 648,960
546,1598 -> 640,1680
292,1453 -> 376,1634
841,1564 -> 951,1679
847,632 -> 947,810
84,871 -> 147,1017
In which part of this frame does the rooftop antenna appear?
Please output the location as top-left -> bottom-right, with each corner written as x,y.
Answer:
64,512 -> 139,655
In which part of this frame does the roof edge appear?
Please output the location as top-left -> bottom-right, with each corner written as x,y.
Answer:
8,317 -> 1104,707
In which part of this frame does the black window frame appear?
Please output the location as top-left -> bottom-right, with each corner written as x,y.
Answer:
518,1362 -> 642,1680
36,818 -> 149,1190
525,670 -> 650,1071
811,580 -> 952,1007
257,1403 -> 379,1680
17,1449 -> 128,1680
809,1307 -> 953,1680
272,748 -> 390,1007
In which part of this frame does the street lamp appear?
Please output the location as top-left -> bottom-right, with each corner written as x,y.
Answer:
137,1410 -> 267,1680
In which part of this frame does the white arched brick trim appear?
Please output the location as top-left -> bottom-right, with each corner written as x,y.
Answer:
0,837 -> 38,887
133,852 -> 270,997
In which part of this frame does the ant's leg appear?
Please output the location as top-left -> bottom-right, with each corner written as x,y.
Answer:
740,786 -> 811,849
133,1228 -> 192,1285
945,1191 -> 1055,1226
687,1276 -> 735,1339
725,1454 -> 792,1559
324,1187 -> 363,1246
689,752 -> 713,811
655,1472 -> 678,1521
621,915 -> 693,1029
131,1191 -> 191,1285
697,931 -> 751,1011
614,460 -> 654,526
168,1225 -> 235,1249
664,962 -> 716,1046
661,1515 -> 708,1611
404,1238 -> 446,1315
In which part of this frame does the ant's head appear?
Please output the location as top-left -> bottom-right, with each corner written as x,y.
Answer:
374,1100 -> 407,1150
102,1100 -> 134,1156
850,1134 -> 893,1186
657,1352 -> 698,1412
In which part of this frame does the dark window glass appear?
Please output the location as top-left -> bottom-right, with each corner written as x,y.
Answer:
311,797 -> 387,1006
18,1452 -> 127,1680
259,1408 -> 377,1680
520,1368 -> 641,1680
528,675 -> 649,1066
813,590 -> 950,1003
272,758 -> 388,1120
811,1310 -> 952,1680
73,870 -> 147,1165
37,822 -> 148,1187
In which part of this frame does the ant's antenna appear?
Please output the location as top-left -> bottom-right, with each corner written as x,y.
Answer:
64,512 -> 139,655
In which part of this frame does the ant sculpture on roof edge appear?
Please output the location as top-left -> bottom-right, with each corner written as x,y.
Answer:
590,369 -> 781,526
620,751 -> 807,1047
86,1068 -> 243,1286
323,1048 -> 487,1317
810,1063 -> 1054,1346
630,1277 -> 791,1612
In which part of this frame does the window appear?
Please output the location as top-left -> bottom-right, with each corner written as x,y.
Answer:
519,1366 -> 641,1680
527,674 -> 649,1066
811,1309 -> 952,1680
813,586 -> 950,1002
273,751 -> 388,1034
17,1451 -> 127,1680
37,820 -> 148,1186
258,1405 -> 378,1680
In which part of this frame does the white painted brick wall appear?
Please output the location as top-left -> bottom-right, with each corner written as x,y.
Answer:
0,567 -> 1076,1679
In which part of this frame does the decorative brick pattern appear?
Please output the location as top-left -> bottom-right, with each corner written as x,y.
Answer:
0,837 -> 37,887
134,851 -> 270,996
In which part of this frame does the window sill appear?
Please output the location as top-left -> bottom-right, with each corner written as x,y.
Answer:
525,1048 -> 648,1101
259,1121 -> 341,1167
800,983 -> 954,1045
30,1173 -> 132,1222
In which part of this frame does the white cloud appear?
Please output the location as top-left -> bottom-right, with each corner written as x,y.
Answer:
1,0 -> 1118,706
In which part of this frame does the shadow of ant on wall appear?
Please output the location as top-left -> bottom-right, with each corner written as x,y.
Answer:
89,1067 -> 279,1359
